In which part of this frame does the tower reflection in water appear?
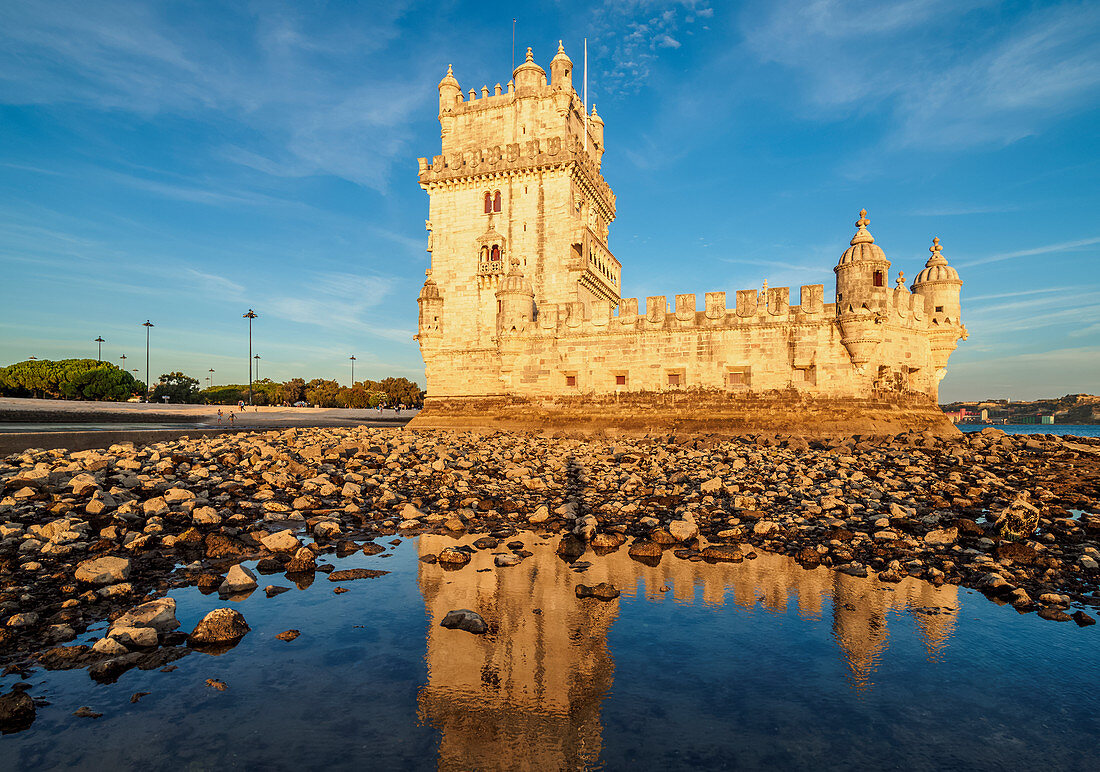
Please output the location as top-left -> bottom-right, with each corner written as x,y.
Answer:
416,534 -> 958,769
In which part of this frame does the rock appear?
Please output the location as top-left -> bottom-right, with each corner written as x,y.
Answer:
701,545 -> 744,563
527,506 -> 550,524
399,503 -> 425,520
495,553 -> 522,567
669,519 -> 699,542
112,598 -> 179,633
437,546 -> 473,567
285,547 -> 317,573
74,556 -> 130,585
260,529 -> 300,553
700,477 -> 723,494
573,515 -> 598,541
205,679 -> 228,691
556,535 -> 587,559
219,564 -> 258,594
1037,607 -> 1072,622
628,539 -> 663,558
328,568 -> 389,581
361,542 -> 386,556
1072,610 -> 1096,627
923,527 -> 958,545
92,637 -> 129,656
73,706 -> 103,719
313,521 -> 342,540
995,497 -> 1041,540
6,612 -> 38,628
439,609 -> 487,634
192,506 -> 221,526
837,563 -> 869,577
275,630 -> 300,641
575,582 -> 620,601
47,624 -> 76,642
753,520 -> 779,536
204,533 -> 251,559
264,585 -> 290,598
0,685 -> 35,732
188,608 -> 251,645
108,626 -> 159,649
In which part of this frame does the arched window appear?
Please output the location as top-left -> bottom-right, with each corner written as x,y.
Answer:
493,190 -> 502,212
491,245 -> 500,262
480,246 -> 489,262
873,270 -> 884,287
484,192 -> 492,214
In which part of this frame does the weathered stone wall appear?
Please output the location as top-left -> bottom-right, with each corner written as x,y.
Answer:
407,391 -> 959,437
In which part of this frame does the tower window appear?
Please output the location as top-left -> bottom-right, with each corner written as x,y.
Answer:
483,191 -> 492,214
873,270 -> 884,287
615,374 -> 627,386
935,305 -> 944,313
667,373 -> 681,387
491,245 -> 500,262
566,375 -> 577,387
493,190 -> 502,212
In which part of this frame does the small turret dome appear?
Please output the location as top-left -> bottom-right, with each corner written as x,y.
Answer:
498,258 -> 534,296
551,40 -> 572,67
438,64 -> 460,92
419,277 -> 441,300
912,237 -> 961,286
590,103 -> 604,125
838,209 -> 887,266
513,47 -> 547,89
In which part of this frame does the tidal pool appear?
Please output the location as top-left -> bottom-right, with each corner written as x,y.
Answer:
2,533 -> 1097,770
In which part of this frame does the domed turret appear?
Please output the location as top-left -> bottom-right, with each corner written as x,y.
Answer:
912,237 -> 966,381
550,40 -> 573,89
438,64 -> 461,114
496,258 -> 535,336
512,47 -> 547,91
912,237 -> 963,326
588,103 -> 604,160
834,209 -> 891,313
418,276 -> 443,339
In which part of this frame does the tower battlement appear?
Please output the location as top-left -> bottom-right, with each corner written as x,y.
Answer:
412,46 -> 967,433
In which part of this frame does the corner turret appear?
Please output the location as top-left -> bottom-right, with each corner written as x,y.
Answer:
438,64 -> 461,114
550,41 -> 573,90
513,47 -> 547,92
834,209 -> 891,313
912,237 -> 966,375
496,259 -> 535,337
589,104 -> 605,164
418,275 -> 443,341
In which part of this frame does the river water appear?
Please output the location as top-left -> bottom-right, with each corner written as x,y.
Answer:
3,533 -> 1097,770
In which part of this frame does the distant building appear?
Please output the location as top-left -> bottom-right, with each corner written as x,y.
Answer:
413,44 -> 968,432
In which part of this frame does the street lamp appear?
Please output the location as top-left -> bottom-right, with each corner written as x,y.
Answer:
254,354 -> 261,382
208,368 -> 215,389
28,355 -> 37,361
349,355 -> 356,386
142,320 -> 154,402
243,309 -> 258,405
120,354 -> 127,369
94,336 -> 105,362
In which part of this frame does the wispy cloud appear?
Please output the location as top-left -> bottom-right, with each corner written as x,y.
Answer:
740,0 -> 1100,149
957,236 -> 1100,268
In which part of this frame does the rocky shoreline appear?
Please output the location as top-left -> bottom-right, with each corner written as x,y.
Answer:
1,424 -> 1097,718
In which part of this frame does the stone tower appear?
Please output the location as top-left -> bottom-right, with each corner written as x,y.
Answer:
417,44 -> 619,393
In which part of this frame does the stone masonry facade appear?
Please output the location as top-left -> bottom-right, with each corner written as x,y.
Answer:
415,44 -> 967,406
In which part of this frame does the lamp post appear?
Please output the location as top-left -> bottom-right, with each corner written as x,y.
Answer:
208,368 -> 215,389
120,354 -> 127,369
243,309 -> 257,405
142,320 -> 154,402
94,336 -> 105,362
253,354 -> 261,382
349,355 -> 356,386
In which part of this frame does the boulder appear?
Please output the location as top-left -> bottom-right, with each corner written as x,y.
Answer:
439,609 -> 487,634
188,608 -> 251,645
0,685 -> 35,733
111,598 -> 179,633
575,582 -> 621,601
74,556 -> 131,585
923,527 -> 958,545
219,565 -> 258,594
260,530 -> 300,553
437,546 -> 473,567
108,626 -> 159,649
92,637 -> 128,656
701,545 -> 744,563
285,547 -> 317,573
669,519 -> 699,542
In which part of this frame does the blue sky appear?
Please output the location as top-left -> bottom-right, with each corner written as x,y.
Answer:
1,0 -> 1097,401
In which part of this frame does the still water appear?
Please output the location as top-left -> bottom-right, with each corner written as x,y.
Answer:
959,424 -> 1100,438
3,534 -> 1098,771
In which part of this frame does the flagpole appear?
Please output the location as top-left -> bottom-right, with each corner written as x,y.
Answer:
511,19 -> 516,73
584,38 -> 588,152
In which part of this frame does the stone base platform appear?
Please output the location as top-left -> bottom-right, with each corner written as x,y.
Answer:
406,390 -> 959,438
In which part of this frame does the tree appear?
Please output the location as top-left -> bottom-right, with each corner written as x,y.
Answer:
59,366 -> 141,401
151,372 -> 201,404
278,378 -> 306,404
304,378 -> 341,407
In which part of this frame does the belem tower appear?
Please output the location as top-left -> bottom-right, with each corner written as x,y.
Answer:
411,44 -> 967,434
